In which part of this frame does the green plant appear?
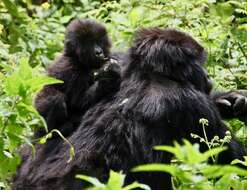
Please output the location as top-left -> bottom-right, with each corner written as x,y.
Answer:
133,140 -> 247,190
39,129 -> 75,163
0,57 -> 62,188
191,118 -> 232,163
0,0 -> 246,189
76,170 -> 150,190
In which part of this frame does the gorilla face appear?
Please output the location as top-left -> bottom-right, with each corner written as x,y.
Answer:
64,19 -> 111,69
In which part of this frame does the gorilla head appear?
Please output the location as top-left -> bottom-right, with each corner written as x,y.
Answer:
126,28 -> 212,94
64,19 -> 111,69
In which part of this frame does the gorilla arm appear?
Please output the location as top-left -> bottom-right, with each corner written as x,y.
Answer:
35,61 -> 121,137
34,85 -> 68,136
78,62 -> 121,114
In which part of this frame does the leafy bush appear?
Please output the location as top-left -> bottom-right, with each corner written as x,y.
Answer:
76,141 -> 247,190
0,56 -> 61,188
76,170 -> 150,190
133,140 -> 247,190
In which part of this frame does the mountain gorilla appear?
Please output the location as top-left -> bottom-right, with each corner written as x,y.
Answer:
12,27 -> 246,190
111,52 -> 247,123
34,19 -> 121,138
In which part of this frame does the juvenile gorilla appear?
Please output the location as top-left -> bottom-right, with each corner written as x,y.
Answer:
13,29 -> 246,190
35,19 -> 120,137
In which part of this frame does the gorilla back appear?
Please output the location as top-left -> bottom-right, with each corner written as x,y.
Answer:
12,28 -> 246,190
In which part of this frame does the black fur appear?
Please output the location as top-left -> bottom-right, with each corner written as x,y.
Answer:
112,52 -> 247,121
212,91 -> 247,123
34,19 -> 120,137
13,28 -> 246,190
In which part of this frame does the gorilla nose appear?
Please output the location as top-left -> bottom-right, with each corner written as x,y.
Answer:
95,47 -> 104,57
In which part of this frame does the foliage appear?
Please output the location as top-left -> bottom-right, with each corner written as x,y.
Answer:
0,0 -> 246,189
0,56 -> 61,188
76,170 -> 150,190
133,140 -> 247,190
227,119 -> 247,151
191,118 -> 232,163
1,0 -> 247,86
39,129 -> 75,163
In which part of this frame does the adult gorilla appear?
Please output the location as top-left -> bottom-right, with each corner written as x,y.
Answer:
111,52 -> 247,123
13,28 -> 246,190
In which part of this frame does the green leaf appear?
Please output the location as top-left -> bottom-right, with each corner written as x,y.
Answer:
212,2 -> 233,19
123,182 -> 150,190
231,157 -> 247,167
202,147 -> 227,161
27,76 -> 63,93
0,62 -> 14,73
4,73 -> 22,96
154,145 -> 177,154
105,170 -> 125,189
129,7 -> 144,24
202,165 -> 247,178
18,57 -> 32,80
214,174 -> 234,190
132,164 -> 177,176
76,174 -> 105,188
2,0 -> 19,18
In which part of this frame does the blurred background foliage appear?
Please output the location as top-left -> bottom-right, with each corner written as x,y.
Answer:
1,0 -> 247,87
0,0 -> 246,189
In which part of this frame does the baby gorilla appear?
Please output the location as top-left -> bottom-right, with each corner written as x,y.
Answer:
35,19 -> 120,137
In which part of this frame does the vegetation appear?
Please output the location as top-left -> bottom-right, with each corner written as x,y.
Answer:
0,0 -> 246,189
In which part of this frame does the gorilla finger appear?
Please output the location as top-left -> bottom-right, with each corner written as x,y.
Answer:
222,92 -> 243,102
215,99 -> 231,107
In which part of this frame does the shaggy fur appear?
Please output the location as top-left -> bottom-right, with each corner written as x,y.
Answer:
112,52 -> 247,121
212,91 -> 247,123
34,19 -> 120,137
13,28 -> 246,190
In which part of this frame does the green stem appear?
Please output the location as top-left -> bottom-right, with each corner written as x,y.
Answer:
202,124 -> 215,163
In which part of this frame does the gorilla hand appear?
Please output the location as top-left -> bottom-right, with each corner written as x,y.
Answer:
215,91 -> 247,123
94,61 -> 121,94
